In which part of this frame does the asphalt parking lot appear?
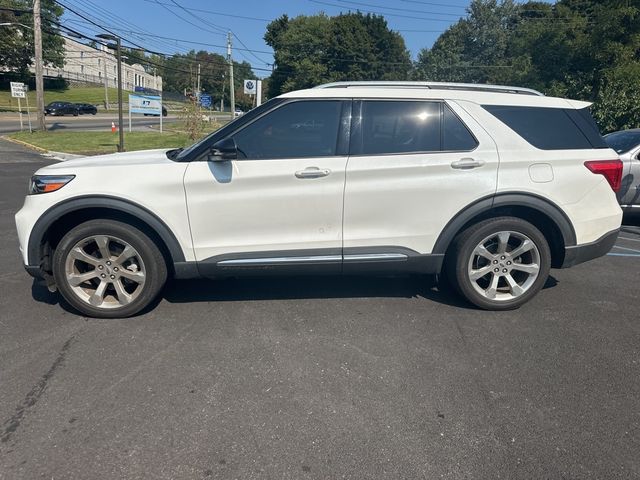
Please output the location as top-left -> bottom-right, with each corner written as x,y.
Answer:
0,139 -> 638,479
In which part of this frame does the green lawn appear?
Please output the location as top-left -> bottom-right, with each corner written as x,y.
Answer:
0,87 -> 119,111
9,131 -> 196,155
0,87 -> 187,112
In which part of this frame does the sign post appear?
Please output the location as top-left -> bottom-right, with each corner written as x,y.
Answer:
10,82 -> 26,132
24,85 -> 33,133
128,93 -> 163,133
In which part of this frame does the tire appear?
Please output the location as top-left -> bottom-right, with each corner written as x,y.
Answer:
52,219 -> 168,318
445,216 -> 551,310
73,110 -> 79,116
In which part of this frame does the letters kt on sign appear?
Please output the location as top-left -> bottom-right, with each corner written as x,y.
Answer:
129,94 -> 162,115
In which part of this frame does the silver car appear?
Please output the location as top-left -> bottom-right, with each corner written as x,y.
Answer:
604,129 -> 640,211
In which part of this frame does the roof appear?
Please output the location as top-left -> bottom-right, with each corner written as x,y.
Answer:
278,81 -> 592,109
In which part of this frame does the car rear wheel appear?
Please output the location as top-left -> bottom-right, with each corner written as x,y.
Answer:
52,220 -> 167,318
446,217 -> 551,310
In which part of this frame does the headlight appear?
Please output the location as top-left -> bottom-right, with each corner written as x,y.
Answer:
29,175 -> 75,194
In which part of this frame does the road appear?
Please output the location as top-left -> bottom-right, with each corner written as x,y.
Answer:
0,139 -> 639,479
0,112 -> 180,134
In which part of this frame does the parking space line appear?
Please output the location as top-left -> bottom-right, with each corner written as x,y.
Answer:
607,252 -> 640,257
611,245 -> 640,253
618,236 -> 640,243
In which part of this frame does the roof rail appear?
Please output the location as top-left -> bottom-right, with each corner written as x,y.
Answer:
314,81 -> 544,96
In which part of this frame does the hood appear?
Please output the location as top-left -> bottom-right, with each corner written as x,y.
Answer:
39,148 -> 176,172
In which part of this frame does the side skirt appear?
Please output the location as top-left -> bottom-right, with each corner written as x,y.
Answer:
175,248 -> 445,279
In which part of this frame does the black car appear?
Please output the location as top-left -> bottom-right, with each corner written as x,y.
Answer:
44,102 -> 79,116
75,103 -> 97,115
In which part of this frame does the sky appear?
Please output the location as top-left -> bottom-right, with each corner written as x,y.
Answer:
59,0 -> 554,77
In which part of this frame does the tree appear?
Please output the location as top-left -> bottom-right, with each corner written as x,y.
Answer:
0,0 -> 64,76
265,12 -> 411,96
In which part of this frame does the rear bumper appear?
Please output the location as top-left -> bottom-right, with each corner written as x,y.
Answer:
561,229 -> 619,268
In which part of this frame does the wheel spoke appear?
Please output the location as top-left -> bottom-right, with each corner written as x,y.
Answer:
485,273 -> 500,299
504,274 -> 525,297
89,280 -> 108,307
497,232 -> 510,254
114,245 -> 136,265
511,262 -> 539,274
119,269 -> 145,284
94,235 -> 112,260
474,244 -> 494,261
509,239 -> 534,259
470,264 -> 494,281
112,279 -> 132,305
67,270 -> 99,286
70,247 -> 100,266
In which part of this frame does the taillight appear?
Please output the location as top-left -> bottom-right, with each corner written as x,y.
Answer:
584,160 -> 623,192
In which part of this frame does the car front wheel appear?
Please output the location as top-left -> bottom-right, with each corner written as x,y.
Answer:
446,217 -> 551,310
52,220 -> 167,318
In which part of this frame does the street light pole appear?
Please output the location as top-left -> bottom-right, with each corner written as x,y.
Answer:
97,33 -> 124,152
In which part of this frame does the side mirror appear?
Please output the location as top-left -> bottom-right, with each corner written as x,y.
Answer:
209,137 -> 238,161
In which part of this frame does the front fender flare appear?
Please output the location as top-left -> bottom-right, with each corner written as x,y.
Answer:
27,195 -> 186,266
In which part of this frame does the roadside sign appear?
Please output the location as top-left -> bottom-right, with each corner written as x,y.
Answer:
128,93 -> 163,133
200,94 -> 212,108
129,93 -> 162,115
244,79 -> 256,95
10,82 -> 26,98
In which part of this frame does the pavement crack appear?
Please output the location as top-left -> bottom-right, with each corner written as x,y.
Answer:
1,334 -> 77,445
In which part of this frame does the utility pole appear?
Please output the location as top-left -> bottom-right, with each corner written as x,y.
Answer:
97,34 -> 124,152
227,31 -> 235,117
102,48 -> 109,110
196,63 -> 201,96
33,0 -> 46,131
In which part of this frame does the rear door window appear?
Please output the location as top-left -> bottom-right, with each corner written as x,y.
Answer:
356,101 -> 478,155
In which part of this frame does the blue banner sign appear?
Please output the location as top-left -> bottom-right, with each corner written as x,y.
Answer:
200,94 -> 212,108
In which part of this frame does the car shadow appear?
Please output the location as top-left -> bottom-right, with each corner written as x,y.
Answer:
32,274 -> 561,316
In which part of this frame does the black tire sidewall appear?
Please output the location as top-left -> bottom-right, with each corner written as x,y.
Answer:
450,217 -> 552,310
52,219 -> 167,318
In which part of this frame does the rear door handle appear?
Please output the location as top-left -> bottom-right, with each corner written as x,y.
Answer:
295,167 -> 331,179
451,158 -> 485,170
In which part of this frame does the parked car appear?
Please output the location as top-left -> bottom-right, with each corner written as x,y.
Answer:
44,102 -> 78,116
143,105 -> 167,117
16,81 -> 623,318
75,103 -> 97,115
603,129 -> 640,211
234,108 -> 244,117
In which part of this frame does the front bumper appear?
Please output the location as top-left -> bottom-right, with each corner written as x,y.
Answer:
561,229 -> 619,268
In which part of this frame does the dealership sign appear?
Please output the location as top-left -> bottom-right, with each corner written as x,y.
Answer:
129,94 -> 162,115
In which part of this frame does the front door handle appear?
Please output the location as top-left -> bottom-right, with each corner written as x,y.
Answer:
295,167 -> 331,179
451,158 -> 485,170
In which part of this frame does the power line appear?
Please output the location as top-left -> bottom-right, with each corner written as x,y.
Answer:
336,0 -> 464,17
140,0 -> 271,22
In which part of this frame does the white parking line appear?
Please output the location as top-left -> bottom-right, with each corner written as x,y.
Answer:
618,236 -> 640,243
608,253 -> 640,257
611,245 -> 640,253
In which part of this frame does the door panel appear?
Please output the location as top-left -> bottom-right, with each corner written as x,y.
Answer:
184,157 -> 347,262
620,149 -> 640,206
343,100 -> 499,255
183,99 -> 349,268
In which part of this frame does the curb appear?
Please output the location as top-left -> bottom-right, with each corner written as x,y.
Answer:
1,135 -> 49,153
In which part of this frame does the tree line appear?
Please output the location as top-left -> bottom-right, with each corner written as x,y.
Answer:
2,0 -> 638,130
265,0 -> 640,132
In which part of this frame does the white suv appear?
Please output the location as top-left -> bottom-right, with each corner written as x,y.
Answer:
15,82 -> 623,318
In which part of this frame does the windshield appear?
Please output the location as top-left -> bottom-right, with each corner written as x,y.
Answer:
604,131 -> 640,154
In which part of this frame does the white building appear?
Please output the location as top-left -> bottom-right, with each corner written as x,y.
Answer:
38,38 -> 162,93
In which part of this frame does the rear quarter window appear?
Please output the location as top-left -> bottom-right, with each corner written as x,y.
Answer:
483,105 -> 607,150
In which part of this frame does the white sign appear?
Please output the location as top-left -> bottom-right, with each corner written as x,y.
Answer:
244,79 -> 257,95
10,82 -> 26,99
129,93 -> 162,115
